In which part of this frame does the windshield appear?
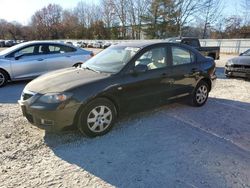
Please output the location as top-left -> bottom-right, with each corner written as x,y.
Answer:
0,42 -> 27,56
82,46 -> 140,73
242,49 -> 250,56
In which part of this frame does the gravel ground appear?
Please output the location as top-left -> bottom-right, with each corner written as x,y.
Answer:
0,53 -> 250,188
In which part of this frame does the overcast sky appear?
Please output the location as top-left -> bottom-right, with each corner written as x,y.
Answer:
0,0 -> 242,25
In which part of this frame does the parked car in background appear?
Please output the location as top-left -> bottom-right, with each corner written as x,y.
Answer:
0,41 -> 93,87
19,41 -> 216,137
5,40 -> 16,47
76,41 -> 87,48
0,40 -> 5,47
225,49 -> 250,78
168,37 -> 220,60
93,41 -> 103,48
87,42 -> 94,48
102,42 -> 112,49
66,41 -> 73,46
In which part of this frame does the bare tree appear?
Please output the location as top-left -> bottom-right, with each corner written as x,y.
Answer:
31,4 -> 63,39
101,0 -> 116,28
74,1 -> 102,29
173,0 -> 207,37
200,0 -> 224,38
0,19 -> 8,39
109,0 -> 129,38
127,0 -> 150,39
241,0 -> 250,25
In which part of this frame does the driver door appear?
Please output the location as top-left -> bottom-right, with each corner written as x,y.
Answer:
9,45 -> 48,80
118,45 -> 174,112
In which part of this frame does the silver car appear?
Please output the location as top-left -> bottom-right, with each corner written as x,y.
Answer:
225,49 -> 250,78
0,41 -> 93,87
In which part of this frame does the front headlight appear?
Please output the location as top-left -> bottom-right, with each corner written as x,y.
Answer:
226,60 -> 234,66
38,92 -> 72,103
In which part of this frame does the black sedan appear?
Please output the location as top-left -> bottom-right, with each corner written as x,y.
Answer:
19,42 -> 216,137
225,49 -> 250,78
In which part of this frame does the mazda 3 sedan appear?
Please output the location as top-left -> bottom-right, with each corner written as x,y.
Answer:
0,41 -> 93,87
19,42 -> 216,137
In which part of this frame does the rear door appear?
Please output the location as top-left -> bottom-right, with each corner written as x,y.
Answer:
39,44 -> 78,72
167,45 -> 201,99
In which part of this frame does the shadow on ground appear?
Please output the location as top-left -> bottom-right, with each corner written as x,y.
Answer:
0,81 -> 28,103
44,97 -> 250,188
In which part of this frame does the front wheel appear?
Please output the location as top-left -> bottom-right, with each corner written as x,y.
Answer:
191,81 -> 209,107
0,70 -> 8,87
77,98 -> 117,137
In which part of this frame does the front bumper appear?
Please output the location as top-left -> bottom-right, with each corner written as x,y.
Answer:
18,98 -> 81,132
225,65 -> 250,78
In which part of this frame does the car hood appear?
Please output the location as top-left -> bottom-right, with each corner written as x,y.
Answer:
230,56 -> 250,65
25,68 -> 110,94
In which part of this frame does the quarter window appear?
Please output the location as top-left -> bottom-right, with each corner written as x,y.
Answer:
135,47 -> 167,70
172,47 -> 195,66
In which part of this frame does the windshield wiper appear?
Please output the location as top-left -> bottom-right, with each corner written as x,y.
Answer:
83,66 -> 100,73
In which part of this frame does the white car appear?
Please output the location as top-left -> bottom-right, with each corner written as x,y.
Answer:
93,41 -> 103,48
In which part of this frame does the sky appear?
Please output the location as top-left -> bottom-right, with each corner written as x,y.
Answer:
0,0 -> 243,25
0,0 -> 99,25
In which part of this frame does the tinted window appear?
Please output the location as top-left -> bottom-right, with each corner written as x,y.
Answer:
135,47 -> 167,70
172,47 -> 195,66
19,46 -> 35,56
59,45 -> 76,53
38,44 -> 76,54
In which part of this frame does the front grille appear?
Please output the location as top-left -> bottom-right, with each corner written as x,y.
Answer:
232,64 -> 250,69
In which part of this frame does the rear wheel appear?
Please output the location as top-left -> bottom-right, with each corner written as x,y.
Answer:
191,81 -> 209,107
0,70 -> 8,87
77,98 -> 117,137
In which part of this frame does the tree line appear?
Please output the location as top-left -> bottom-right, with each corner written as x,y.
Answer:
0,0 -> 250,40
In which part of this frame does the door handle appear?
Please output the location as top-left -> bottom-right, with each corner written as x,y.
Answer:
168,79 -> 174,84
37,58 -> 44,61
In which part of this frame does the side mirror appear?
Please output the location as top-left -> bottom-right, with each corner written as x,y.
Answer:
14,52 -> 24,60
239,53 -> 243,56
131,64 -> 148,75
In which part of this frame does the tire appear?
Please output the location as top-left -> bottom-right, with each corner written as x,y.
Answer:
0,70 -> 8,87
191,81 -> 209,107
77,98 -> 117,137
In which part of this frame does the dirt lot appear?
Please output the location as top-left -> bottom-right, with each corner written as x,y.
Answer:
0,51 -> 250,187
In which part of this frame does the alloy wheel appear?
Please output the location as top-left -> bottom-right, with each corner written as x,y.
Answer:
87,105 -> 113,133
0,72 -> 5,86
196,85 -> 208,104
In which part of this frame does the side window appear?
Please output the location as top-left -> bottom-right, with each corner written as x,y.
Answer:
17,46 -> 35,56
39,45 -> 51,54
172,47 -> 195,66
135,47 -> 167,70
59,45 -> 76,53
49,45 -> 60,54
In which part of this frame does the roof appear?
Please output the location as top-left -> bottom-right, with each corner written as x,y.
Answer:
21,40 -> 65,45
115,40 -> 171,48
